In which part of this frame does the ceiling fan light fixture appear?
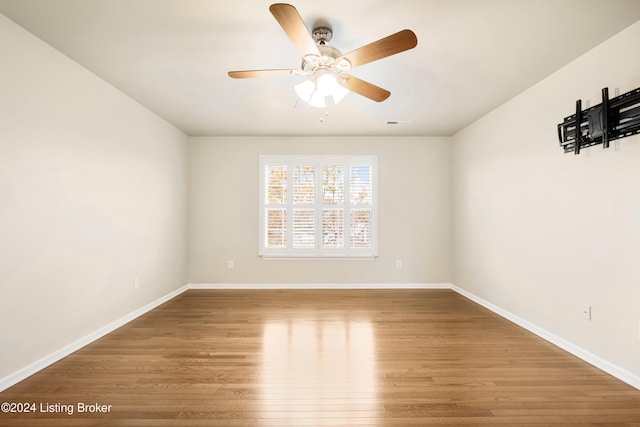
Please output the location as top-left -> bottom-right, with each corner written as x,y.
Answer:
295,71 -> 349,108
229,4 -> 417,107
295,76 -> 349,108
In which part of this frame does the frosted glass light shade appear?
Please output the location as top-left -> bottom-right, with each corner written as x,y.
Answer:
317,74 -> 338,96
331,83 -> 350,104
308,90 -> 326,108
294,80 -> 315,102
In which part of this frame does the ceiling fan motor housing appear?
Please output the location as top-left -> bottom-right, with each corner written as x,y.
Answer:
302,29 -> 352,76
312,26 -> 332,45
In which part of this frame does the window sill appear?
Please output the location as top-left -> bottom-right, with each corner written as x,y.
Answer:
260,255 -> 377,261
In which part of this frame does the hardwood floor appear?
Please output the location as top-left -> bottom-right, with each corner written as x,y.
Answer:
2,289 -> 640,426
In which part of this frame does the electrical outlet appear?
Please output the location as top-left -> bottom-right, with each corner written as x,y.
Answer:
638,320 -> 640,341
582,304 -> 591,321
133,277 -> 140,289
395,259 -> 402,269
227,260 -> 234,270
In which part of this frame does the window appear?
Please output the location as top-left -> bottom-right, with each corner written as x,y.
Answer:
259,155 -> 378,258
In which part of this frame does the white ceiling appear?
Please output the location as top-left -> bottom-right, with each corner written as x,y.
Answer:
2,0 -> 640,137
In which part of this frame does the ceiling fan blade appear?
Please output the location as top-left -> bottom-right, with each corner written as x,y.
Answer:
269,3 -> 320,58
340,74 -> 390,102
338,29 -> 417,69
228,69 -> 297,79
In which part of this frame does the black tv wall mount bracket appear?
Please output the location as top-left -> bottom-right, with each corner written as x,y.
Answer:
557,86 -> 640,154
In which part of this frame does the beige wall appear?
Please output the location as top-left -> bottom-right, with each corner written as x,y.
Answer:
0,15 -> 188,379
452,21 -> 640,379
189,136 -> 451,284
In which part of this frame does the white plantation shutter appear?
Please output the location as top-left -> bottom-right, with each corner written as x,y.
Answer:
264,165 -> 287,248
259,155 -> 377,257
322,165 -> 345,248
293,209 -> 315,248
350,209 -> 371,248
322,165 -> 345,204
265,165 -> 287,204
349,164 -> 372,248
350,165 -> 372,205
322,208 -> 344,248
266,208 -> 286,247
293,165 -> 315,204
292,166 -> 315,248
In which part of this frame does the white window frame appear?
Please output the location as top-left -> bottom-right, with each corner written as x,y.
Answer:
259,155 -> 378,258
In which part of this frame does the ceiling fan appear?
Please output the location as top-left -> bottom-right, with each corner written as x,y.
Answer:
228,3 -> 418,108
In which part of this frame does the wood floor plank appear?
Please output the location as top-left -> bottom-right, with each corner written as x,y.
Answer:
1,289 -> 639,426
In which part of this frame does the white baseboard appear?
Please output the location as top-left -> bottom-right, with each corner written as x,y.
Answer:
3,282 -> 638,392
188,282 -> 452,290
450,284 -> 640,391
0,285 -> 189,393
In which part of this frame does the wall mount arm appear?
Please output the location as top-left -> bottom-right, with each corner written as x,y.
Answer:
557,86 -> 640,154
